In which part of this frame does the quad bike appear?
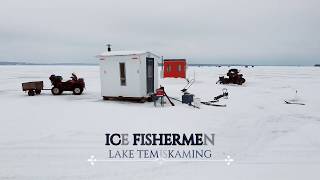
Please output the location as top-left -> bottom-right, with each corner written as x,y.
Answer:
217,69 -> 246,85
49,73 -> 85,95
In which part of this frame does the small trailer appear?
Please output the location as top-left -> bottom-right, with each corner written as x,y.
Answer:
22,81 -> 44,96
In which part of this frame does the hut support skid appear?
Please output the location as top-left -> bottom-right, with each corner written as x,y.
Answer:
103,96 -> 152,103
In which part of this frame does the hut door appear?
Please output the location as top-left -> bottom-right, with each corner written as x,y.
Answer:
146,58 -> 154,93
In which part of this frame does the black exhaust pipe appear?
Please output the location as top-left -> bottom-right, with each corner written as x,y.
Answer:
107,44 -> 111,52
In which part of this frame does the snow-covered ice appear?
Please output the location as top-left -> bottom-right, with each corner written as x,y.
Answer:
0,65 -> 320,180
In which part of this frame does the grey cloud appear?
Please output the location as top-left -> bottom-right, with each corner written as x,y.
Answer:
0,0 -> 319,65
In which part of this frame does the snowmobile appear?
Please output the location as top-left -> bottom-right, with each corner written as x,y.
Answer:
217,69 -> 246,85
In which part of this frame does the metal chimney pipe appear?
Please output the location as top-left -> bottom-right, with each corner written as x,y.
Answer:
106,44 -> 111,52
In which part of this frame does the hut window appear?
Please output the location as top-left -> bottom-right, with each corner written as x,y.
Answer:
147,64 -> 153,78
119,63 -> 126,86
178,64 -> 182,72
167,65 -> 171,72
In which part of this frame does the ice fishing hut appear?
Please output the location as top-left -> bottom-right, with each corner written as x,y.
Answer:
163,59 -> 187,78
97,49 -> 159,101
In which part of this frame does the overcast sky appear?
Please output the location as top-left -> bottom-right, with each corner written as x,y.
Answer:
0,0 -> 319,65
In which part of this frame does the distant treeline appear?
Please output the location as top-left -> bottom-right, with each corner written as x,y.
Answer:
0,61 -> 317,67
0,61 -> 32,65
158,63 -> 255,67
1,61 -> 254,67
0,61 -> 97,66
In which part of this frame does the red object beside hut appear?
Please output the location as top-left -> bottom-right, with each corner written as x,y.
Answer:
163,59 -> 187,78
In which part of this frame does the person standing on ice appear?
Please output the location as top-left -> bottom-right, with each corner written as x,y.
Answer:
154,86 -> 165,107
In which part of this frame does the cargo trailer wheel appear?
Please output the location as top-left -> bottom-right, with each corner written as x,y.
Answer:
35,90 -> 41,94
51,87 -> 61,95
28,90 -> 35,96
73,87 -> 83,95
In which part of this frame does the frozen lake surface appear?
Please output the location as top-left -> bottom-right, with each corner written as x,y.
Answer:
0,65 -> 320,180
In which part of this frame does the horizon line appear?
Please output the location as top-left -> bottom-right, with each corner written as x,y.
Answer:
0,61 -> 319,67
